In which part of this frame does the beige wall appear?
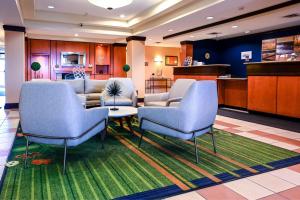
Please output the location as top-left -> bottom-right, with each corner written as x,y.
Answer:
5,30 -> 25,104
145,46 -> 181,80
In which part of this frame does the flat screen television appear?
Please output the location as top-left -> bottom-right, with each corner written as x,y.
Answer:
61,52 -> 86,67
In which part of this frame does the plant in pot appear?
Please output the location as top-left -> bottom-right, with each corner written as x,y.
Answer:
122,64 -> 130,75
31,62 -> 41,79
106,81 -> 122,111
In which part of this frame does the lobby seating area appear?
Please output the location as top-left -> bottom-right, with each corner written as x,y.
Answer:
0,0 -> 300,200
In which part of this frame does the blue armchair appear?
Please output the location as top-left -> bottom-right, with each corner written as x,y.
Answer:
19,82 -> 109,174
138,81 -> 218,163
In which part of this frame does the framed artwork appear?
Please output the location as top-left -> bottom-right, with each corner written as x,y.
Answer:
262,39 -> 276,61
165,56 -> 178,66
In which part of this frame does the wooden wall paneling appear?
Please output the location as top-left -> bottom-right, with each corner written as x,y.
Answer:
30,55 -> 50,79
113,45 -> 126,77
224,80 -> 247,108
95,44 -> 110,65
89,43 -> 95,78
25,39 -> 28,81
30,39 -> 51,55
180,44 -> 193,65
277,76 -> 300,118
50,40 -> 57,80
248,76 -> 277,114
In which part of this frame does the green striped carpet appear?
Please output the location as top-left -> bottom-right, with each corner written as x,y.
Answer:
0,120 -> 299,200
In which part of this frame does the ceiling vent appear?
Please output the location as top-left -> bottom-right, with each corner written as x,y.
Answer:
283,13 -> 300,18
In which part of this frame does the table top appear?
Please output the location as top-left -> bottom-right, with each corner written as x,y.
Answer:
107,106 -> 138,118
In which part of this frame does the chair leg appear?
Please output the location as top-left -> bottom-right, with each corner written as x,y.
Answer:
63,139 -> 67,175
194,136 -> 199,163
24,136 -> 29,168
210,127 -> 217,153
138,129 -> 144,148
100,126 -> 107,149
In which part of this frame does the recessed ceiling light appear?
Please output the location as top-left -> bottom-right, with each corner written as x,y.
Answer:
149,38 -> 152,41
74,33 -> 79,37
168,29 -> 173,32
88,0 -> 133,10
245,30 -> 251,34
232,25 -> 239,28
120,14 -> 125,18
48,5 -> 55,9
190,35 -> 195,38
206,16 -> 214,20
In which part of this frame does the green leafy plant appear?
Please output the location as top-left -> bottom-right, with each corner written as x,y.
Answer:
122,64 -> 130,73
31,62 -> 41,72
106,81 -> 122,111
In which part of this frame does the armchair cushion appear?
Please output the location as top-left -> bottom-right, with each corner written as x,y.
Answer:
144,92 -> 169,106
85,93 -> 102,101
60,79 -> 84,94
85,79 -> 106,94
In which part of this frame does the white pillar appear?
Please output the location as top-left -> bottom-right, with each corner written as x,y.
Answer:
126,36 -> 146,98
3,26 -> 25,108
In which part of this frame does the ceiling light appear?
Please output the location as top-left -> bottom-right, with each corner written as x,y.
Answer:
168,29 -> 173,32
120,14 -> 125,18
88,0 -> 133,10
48,5 -> 55,9
245,30 -> 251,34
190,35 -> 195,38
149,38 -> 152,41
74,33 -> 79,37
232,25 -> 239,28
206,16 -> 214,20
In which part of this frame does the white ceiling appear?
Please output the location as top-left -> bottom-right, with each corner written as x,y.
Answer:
0,0 -> 299,46
35,0 -> 164,20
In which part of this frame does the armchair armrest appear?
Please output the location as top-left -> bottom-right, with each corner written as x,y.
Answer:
83,107 -> 109,130
144,92 -> 169,104
166,97 -> 182,107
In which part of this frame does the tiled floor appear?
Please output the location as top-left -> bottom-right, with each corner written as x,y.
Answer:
0,109 -> 299,200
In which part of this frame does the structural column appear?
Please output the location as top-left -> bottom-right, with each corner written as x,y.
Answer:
3,25 -> 26,109
126,36 -> 146,97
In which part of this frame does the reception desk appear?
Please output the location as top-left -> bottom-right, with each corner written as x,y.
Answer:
247,61 -> 300,118
173,64 -> 229,80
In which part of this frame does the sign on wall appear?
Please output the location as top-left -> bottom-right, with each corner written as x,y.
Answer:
262,35 -> 300,61
241,51 -> 252,60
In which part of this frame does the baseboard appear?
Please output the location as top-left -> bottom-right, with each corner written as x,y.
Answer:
4,103 -> 19,109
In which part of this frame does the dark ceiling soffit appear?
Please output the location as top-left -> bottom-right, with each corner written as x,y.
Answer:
163,0 -> 300,40
180,41 -> 194,45
3,25 -> 26,33
112,43 -> 127,47
126,36 -> 146,42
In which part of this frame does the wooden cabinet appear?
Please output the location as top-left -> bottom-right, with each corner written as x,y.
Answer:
277,76 -> 300,118
248,76 -> 277,114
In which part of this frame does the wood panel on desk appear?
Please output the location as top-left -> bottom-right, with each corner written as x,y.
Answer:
277,77 -> 300,118
174,75 -> 217,81
248,76 -> 277,114
223,80 -> 247,108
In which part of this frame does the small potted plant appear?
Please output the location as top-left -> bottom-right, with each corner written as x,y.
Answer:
106,81 -> 122,111
122,64 -> 130,75
31,62 -> 41,79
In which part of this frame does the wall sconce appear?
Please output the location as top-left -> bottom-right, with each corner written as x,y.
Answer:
154,56 -> 163,63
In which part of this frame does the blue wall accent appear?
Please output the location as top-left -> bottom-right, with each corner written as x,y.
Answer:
193,26 -> 300,77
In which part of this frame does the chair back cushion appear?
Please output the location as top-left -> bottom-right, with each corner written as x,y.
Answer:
59,79 -> 84,94
85,79 -> 106,94
169,79 -> 196,99
105,78 -> 135,98
179,81 -> 218,132
19,82 -> 83,138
